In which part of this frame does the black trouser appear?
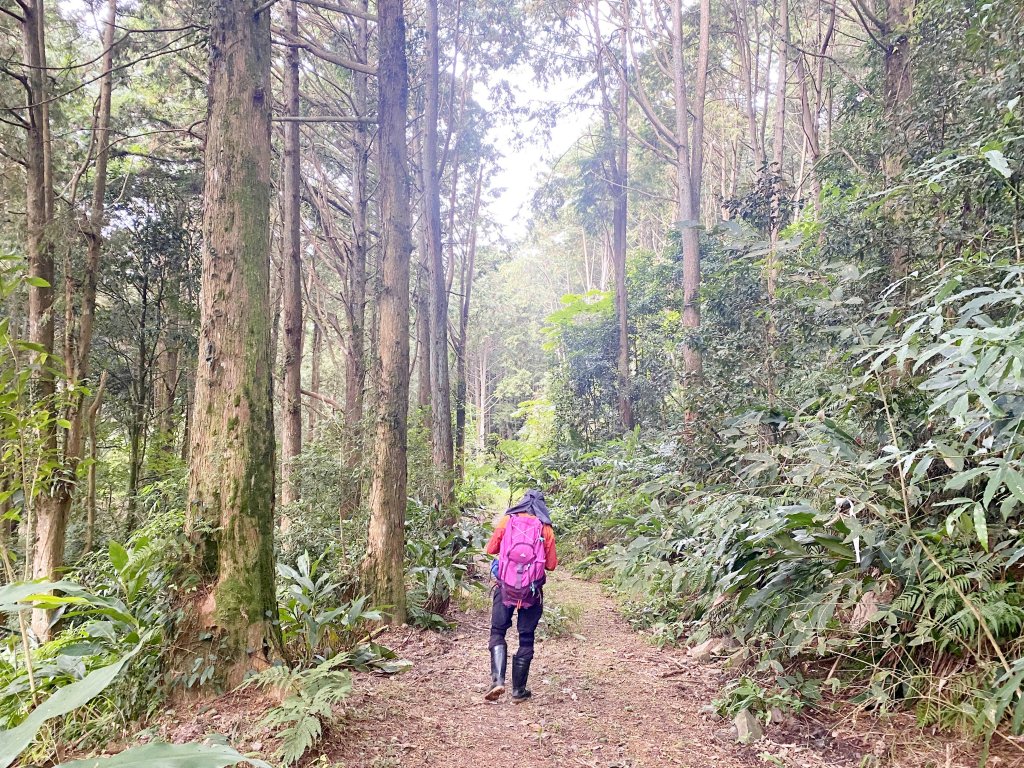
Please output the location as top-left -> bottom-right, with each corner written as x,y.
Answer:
488,587 -> 543,662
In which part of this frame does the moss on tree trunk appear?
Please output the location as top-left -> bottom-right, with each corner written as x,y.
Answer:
185,0 -> 282,687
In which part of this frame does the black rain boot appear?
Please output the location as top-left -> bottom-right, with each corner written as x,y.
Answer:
484,645 -> 507,701
511,656 -> 532,703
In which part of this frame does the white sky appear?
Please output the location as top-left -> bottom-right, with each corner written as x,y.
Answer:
477,66 -> 594,243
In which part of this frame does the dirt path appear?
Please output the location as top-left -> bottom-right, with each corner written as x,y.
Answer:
324,573 -> 866,768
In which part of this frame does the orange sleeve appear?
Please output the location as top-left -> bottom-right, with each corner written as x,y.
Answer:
543,525 -> 558,571
485,516 -> 508,555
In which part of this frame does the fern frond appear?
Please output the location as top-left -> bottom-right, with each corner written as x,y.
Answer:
278,714 -> 321,766
254,657 -> 352,767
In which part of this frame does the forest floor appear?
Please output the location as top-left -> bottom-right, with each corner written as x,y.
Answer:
314,572 -> 1003,768
158,570 -> 1018,767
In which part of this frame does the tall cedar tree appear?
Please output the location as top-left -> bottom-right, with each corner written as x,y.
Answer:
424,0 -> 455,507
185,0 -> 283,683
281,0 -> 304,511
362,0 -> 413,622
21,0 -> 57,639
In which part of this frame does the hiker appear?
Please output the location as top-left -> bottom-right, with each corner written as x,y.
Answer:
484,489 -> 558,703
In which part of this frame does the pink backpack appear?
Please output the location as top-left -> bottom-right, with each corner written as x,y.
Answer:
497,514 -> 547,608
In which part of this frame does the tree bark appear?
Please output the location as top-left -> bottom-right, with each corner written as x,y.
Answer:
590,1 -> 634,432
22,0 -> 57,637
83,373 -> 107,556
362,0 -> 412,623
454,167 -> 483,479
308,318 -> 322,436
155,319 -> 181,439
281,0 -> 304,509
341,0 -> 370,522
612,29 -> 634,432
765,0 -> 790,406
770,0 -> 789,232
690,0 -> 711,214
423,0 -> 455,508
29,0 -> 116,637
476,342 -> 489,453
186,0 -> 282,684
671,0 -> 703,382
415,229 -> 432,413
882,0 -> 913,134
731,0 -> 764,172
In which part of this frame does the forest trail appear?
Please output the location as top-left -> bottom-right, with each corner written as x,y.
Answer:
325,573 -> 865,768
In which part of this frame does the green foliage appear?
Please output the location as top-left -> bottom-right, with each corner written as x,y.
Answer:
398,494 -> 494,630
405,525 -> 475,622
0,575 -> 158,767
0,255 -> 90,559
242,656 -> 353,767
53,741 -> 270,768
537,600 -> 583,640
713,674 -> 819,724
279,417 -> 366,579
239,615 -> 408,767
0,512 -> 194,763
277,550 -> 383,663
541,77 -> 1024,741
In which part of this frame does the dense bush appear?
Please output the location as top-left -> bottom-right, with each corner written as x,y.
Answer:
543,78 -> 1024,742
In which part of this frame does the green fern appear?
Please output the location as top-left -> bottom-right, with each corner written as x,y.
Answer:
243,656 -> 353,766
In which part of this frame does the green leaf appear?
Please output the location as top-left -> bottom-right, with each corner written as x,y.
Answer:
811,536 -> 855,560
1004,469 -> 1024,505
0,644 -> 145,768
983,466 -> 1005,510
15,341 -> 49,354
19,594 -> 91,610
0,579 -> 83,612
973,505 -> 989,552
25,276 -> 51,288
983,150 -> 1013,179
108,541 -> 129,573
54,742 -> 271,768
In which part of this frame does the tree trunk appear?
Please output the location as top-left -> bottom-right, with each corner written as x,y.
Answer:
126,416 -> 143,532
281,0 -> 304,509
770,0 -> 789,233
22,0 -> 57,637
340,0 -> 370,522
83,374 -> 107,556
362,0 -> 412,623
186,0 -> 282,685
180,362 -> 194,463
732,0 -> 764,172
155,326 -> 181,439
672,0 -> 703,382
454,168 -> 483,479
29,0 -> 116,637
883,0 -> 913,135
589,1 -> 634,433
125,271 -> 152,533
308,319 -> 322,436
476,343 -> 489,454
766,0 -> 790,406
795,52 -> 823,210
612,30 -> 634,433
690,0 -> 711,215
155,269 -> 183,459
423,0 -> 455,508
882,0 -> 914,278
415,228 -> 432,414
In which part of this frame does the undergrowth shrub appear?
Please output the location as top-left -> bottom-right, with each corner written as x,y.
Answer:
549,111 -> 1024,742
